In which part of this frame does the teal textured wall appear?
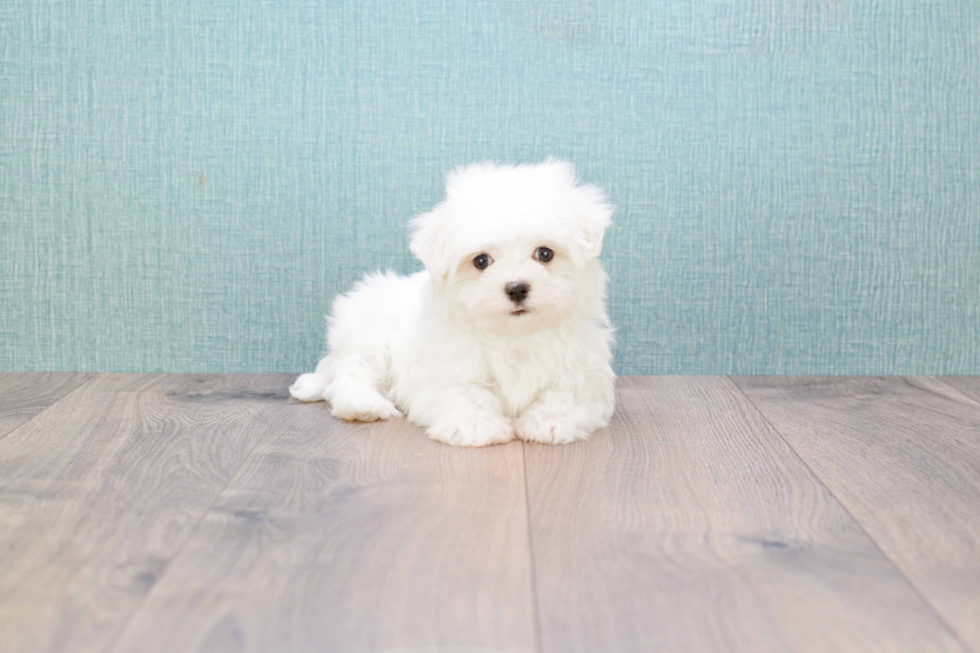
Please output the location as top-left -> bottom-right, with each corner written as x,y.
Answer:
2,1 -> 978,374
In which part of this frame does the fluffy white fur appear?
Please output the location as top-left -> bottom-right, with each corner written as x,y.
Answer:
290,160 -> 615,447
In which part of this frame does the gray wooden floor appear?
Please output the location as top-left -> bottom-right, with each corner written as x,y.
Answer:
1,374 -> 979,653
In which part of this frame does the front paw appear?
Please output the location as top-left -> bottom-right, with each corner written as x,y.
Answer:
330,389 -> 402,422
516,408 -> 593,445
427,411 -> 515,447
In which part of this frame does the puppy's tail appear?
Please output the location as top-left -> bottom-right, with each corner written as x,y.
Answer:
288,356 -> 337,402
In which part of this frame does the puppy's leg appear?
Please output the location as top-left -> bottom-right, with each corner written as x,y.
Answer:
517,375 -> 615,445
412,388 -> 514,447
289,356 -> 336,402
324,355 -> 401,422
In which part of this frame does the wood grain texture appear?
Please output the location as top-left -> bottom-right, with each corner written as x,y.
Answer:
524,376 -> 966,653
109,401 -> 537,653
734,376 -> 980,651
0,373 -> 290,653
939,377 -> 980,404
0,372 -> 94,439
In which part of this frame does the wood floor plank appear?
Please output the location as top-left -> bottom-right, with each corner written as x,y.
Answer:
734,376 -> 980,651
109,401 -> 537,653
0,373 -> 291,653
524,376 -> 966,653
0,372 -> 94,439
939,377 -> 980,404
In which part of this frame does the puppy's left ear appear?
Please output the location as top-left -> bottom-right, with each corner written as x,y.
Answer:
409,203 -> 456,278
572,183 -> 614,261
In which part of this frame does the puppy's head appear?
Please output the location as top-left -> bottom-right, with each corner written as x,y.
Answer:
410,160 -> 613,335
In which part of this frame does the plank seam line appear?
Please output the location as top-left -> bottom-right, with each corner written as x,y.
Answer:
521,442 -> 545,653
0,372 -> 100,446
101,392 -> 292,653
727,376 -> 977,653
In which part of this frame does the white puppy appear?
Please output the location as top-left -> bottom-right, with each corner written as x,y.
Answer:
290,160 -> 615,446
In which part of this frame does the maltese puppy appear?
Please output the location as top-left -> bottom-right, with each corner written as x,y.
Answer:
290,160 -> 615,446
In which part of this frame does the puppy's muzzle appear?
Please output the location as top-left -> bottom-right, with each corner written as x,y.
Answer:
505,281 -> 530,305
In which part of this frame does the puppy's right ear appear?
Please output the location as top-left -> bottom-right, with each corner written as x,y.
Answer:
572,183 -> 614,262
410,204 -> 455,279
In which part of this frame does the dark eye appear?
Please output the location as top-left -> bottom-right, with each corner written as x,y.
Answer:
473,253 -> 491,270
534,247 -> 554,263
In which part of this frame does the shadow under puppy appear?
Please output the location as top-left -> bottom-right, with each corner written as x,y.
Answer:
291,160 -> 615,446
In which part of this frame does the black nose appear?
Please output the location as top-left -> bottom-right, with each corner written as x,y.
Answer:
505,281 -> 530,305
